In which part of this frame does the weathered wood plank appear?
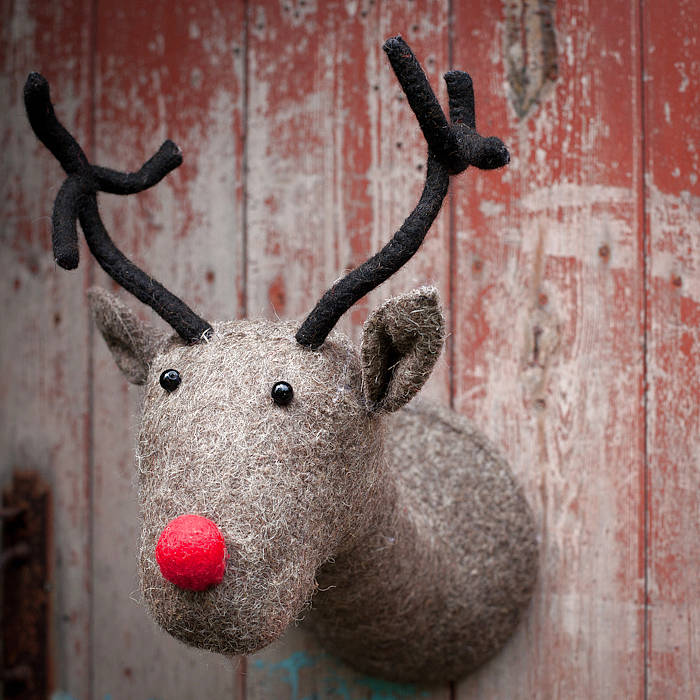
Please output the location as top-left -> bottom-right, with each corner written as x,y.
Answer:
644,0 -> 700,695
0,1 -> 94,696
452,1 -> 645,697
90,2 -> 245,697
245,1 -> 450,697
14,3 -> 700,699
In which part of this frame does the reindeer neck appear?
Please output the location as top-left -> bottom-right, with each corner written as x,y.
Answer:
312,435 -> 447,624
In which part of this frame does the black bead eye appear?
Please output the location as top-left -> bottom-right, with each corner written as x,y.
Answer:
271,381 -> 294,406
159,369 -> 181,392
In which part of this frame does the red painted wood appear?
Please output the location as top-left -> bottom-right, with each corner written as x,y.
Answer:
644,0 -> 700,695
245,0 -> 381,331
451,1 -> 646,697
0,1 -> 94,696
91,1 -> 245,696
245,0 -> 451,391
245,1 -> 450,696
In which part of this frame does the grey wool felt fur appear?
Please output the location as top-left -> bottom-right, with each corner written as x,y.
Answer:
89,285 -> 538,683
362,287 -> 444,412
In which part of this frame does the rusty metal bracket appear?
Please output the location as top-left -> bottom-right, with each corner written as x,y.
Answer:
2,471 -> 52,699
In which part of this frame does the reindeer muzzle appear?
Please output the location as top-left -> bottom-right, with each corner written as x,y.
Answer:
155,514 -> 228,591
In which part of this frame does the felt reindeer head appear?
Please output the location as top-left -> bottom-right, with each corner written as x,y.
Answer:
25,38 -> 535,683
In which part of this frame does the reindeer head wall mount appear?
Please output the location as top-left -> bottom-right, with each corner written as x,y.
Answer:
26,38 -> 537,683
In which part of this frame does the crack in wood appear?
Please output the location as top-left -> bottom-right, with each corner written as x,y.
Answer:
504,0 -> 558,118
521,305 -> 560,408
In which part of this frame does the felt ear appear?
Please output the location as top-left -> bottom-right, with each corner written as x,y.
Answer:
87,287 -> 169,385
361,286 -> 444,413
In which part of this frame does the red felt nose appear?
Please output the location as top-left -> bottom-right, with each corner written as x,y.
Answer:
155,514 -> 228,591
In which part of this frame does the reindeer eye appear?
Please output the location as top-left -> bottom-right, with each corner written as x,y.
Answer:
271,381 -> 294,406
160,369 -> 181,392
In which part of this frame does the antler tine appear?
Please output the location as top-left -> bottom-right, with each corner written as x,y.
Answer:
443,70 -> 511,171
295,37 -> 510,349
382,37 -> 460,174
24,72 -> 212,344
24,72 -> 91,175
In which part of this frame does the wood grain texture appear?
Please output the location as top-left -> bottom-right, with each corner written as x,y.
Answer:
88,1 -> 246,697
452,1 -> 646,697
0,1 -> 94,697
644,0 -> 700,696
4,1 -> 700,698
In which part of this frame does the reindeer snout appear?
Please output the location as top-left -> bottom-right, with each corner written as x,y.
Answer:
155,514 -> 228,591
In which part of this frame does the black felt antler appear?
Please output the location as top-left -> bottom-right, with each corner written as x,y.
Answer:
24,72 -> 212,344
295,36 -> 510,349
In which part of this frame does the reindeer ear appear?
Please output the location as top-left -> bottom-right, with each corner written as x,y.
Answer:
361,287 -> 444,413
87,287 -> 169,385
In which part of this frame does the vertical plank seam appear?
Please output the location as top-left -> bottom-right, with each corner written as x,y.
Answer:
238,2 -> 250,697
87,0 -> 100,698
448,3 -> 457,699
638,0 -> 650,697
241,0 -> 250,321
447,0 -> 456,417
236,657 -> 247,700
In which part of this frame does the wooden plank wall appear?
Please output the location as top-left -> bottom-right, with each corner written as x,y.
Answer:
2,2 -> 94,696
1,1 -> 698,698
644,0 -> 700,695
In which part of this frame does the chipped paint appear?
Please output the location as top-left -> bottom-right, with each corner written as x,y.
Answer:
647,186 -> 700,300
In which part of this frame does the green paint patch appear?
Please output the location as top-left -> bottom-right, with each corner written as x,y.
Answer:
327,674 -> 429,700
354,676 -> 429,699
51,691 -> 163,700
253,651 -> 318,699
253,651 -> 429,700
